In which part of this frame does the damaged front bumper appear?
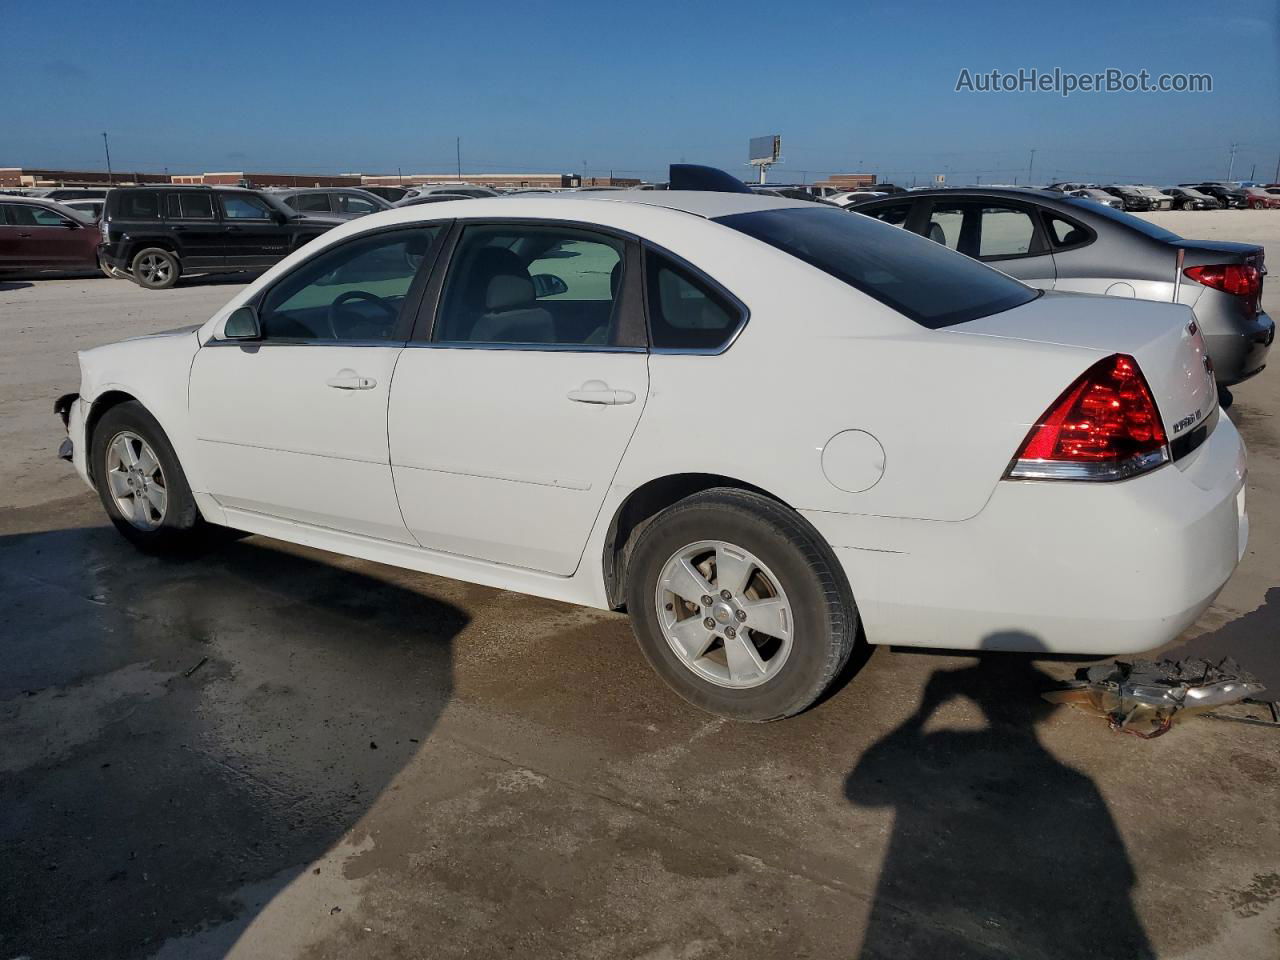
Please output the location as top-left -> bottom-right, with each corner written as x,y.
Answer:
54,392 -> 92,487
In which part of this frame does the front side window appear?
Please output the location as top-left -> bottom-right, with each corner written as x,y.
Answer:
338,194 -> 379,215
290,193 -> 333,213
715,206 -> 1037,330
434,224 -> 625,346
256,227 -> 440,341
219,193 -> 273,220
645,252 -> 742,351
3,204 -> 72,227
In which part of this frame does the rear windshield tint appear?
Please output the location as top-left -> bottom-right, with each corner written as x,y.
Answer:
1058,197 -> 1182,242
714,207 -> 1037,329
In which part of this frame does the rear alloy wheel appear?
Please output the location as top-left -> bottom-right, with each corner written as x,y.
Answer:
626,488 -> 858,721
131,247 -> 180,289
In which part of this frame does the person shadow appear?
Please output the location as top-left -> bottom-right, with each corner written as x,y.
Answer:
0,518 -> 464,960
844,652 -> 1155,960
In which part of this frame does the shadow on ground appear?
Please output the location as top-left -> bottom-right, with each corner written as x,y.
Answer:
0,279 -> 35,290
846,654 -> 1155,959
0,519 -> 463,960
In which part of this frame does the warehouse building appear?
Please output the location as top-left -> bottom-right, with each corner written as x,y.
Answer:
171,172 -> 362,187
0,167 -> 171,187
360,172 -> 581,190
815,173 -> 878,189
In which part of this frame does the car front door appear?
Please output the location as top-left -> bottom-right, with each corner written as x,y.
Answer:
217,192 -> 292,267
919,198 -> 1057,288
188,225 -> 443,541
388,221 -> 650,575
0,203 -> 89,268
164,191 -> 225,268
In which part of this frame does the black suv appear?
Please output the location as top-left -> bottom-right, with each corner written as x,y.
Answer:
99,186 -> 342,289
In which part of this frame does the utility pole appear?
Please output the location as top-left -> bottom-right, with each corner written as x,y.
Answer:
455,137 -> 461,181
102,132 -> 114,184
1028,148 -> 1036,185
1274,151 -> 1280,184
1227,142 -> 1239,180
397,166 -> 403,186
1249,163 -> 1256,182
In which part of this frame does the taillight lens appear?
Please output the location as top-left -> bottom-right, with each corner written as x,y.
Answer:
1007,354 -> 1169,481
1184,263 -> 1262,314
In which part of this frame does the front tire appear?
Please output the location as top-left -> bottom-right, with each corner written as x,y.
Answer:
131,247 -> 180,289
625,488 -> 858,721
91,401 -> 202,552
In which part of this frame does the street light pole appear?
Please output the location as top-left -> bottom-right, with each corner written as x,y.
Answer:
1028,148 -> 1036,185
102,132 -> 114,185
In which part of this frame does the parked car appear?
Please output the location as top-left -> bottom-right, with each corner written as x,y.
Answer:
274,187 -> 394,220
1240,187 -> 1280,210
848,187 -> 1272,389
98,186 -> 342,289
393,193 -> 476,207
1064,188 -> 1124,210
360,185 -> 413,203
1132,186 -> 1175,210
1047,182 -> 1096,193
831,190 -> 887,205
1185,184 -> 1247,209
58,198 -> 105,221
0,196 -> 101,274
404,184 -> 499,200
1100,186 -> 1157,212
29,187 -> 110,201
1163,187 -> 1219,211
56,186 -> 1246,721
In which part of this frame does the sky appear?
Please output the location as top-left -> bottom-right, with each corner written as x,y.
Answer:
5,0 -> 1279,186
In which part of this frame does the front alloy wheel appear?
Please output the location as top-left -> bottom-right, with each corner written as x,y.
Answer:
104,431 -> 168,530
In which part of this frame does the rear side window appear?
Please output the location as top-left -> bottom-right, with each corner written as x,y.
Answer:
715,206 -> 1037,329
167,193 -> 215,220
1045,214 -> 1091,248
645,252 -> 743,351
114,192 -> 161,219
290,193 -> 332,213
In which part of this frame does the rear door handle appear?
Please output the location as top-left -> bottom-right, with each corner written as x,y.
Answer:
567,380 -> 636,405
326,371 -> 377,390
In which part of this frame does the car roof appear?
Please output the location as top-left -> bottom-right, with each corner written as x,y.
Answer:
541,189 -> 809,218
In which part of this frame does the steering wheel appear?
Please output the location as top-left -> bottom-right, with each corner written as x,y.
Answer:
327,289 -> 396,338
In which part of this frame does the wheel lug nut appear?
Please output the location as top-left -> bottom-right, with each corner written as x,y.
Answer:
720,590 -> 732,601
701,595 -> 713,606
724,627 -> 737,639
703,617 -> 716,630
735,609 -> 747,622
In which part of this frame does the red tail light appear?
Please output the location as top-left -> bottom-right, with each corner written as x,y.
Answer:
1184,263 -> 1262,314
1007,354 -> 1169,481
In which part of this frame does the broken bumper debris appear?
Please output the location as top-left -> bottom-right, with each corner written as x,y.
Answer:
1044,658 -> 1267,738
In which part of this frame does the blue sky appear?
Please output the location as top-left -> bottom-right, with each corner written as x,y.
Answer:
5,0 -> 1278,185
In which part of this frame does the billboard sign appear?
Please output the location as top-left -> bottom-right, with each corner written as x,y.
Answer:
749,135 -> 781,165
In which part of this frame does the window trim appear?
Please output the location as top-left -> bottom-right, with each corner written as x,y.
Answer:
640,241 -> 750,356
407,217 -> 648,353
205,222 -> 451,347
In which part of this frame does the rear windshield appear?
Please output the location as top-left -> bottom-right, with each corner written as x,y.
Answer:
714,206 -> 1037,329
1059,196 -> 1182,241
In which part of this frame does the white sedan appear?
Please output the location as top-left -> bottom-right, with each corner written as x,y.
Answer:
56,189 -> 1247,721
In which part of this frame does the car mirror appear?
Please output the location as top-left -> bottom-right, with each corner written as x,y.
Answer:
272,210 -> 289,224
223,305 -> 261,340
530,274 -> 568,299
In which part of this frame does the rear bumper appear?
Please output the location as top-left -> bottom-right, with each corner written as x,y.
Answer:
805,414 -> 1247,655
1202,308 -> 1274,386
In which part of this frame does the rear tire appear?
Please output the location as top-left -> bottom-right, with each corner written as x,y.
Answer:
91,401 -> 202,553
625,488 -> 858,721
131,247 -> 180,289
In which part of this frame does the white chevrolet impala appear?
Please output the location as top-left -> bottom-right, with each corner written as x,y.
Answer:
56,187 -> 1247,720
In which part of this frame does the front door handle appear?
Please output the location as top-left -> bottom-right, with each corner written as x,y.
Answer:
326,370 -> 377,390
567,380 -> 636,405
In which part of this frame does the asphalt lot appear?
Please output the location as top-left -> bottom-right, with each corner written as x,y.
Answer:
2,211 -> 1279,960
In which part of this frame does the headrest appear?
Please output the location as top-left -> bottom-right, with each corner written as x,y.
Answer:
486,273 -> 535,312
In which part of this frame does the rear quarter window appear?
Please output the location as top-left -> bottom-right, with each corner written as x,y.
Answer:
715,206 -> 1037,329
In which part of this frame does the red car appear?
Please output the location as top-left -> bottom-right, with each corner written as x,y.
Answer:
1242,187 -> 1280,210
0,197 -> 103,274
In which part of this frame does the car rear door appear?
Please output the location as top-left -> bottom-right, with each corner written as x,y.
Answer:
919,198 -> 1057,288
217,192 -> 292,267
188,225 -> 444,541
164,191 -> 226,268
387,220 -> 650,575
